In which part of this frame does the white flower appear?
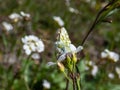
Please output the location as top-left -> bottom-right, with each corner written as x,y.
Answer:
20,11 -> 30,18
101,49 -> 119,62
9,13 -> 22,21
68,7 -> 79,14
47,62 -> 56,66
115,67 -> 120,78
2,22 -> 13,31
91,65 -> 98,77
42,80 -> 51,89
21,35 -> 44,55
53,16 -> 64,26
55,27 -> 83,62
31,53 -> 40,59
108,73 -> 114,79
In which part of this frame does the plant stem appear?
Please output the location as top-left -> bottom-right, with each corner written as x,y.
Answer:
81,2 -> 112,46
72,77 -> 76,90
65,79 -> 69,90
63,72 -> 72,83
76,77 -> 81,90
21,55 -> 31,90
23,76 -> 30,90
70,72 -> 76,90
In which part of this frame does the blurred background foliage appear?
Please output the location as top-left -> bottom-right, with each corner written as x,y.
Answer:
0,0 -> 120,90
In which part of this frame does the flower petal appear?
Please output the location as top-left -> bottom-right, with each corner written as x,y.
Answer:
47,62 -> 56,66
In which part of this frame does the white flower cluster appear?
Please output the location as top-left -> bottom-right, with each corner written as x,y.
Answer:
53,16 -> 64,27
107,67 -> 120,79
2,22 -> 13,31
101,49 -> 119,62
20,11 -> 30,18
65,0 -> 80,14
42,80 -> 51,89
55,27 -> 83,61
85,60 -> 98,77
9,11 -> 30,22
68,7 -> 79,14
21,35 -> 44,55
9,13 -> 22,21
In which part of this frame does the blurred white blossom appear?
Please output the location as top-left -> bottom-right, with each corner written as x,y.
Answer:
68,7 -> 79,14
9,11 -> 30,22
87,61 -> 94,66
9,13 -> 22,22
108,73 -> 114,79
91,65 -> 98,77
47,62 -> 56,66
115,67 -> 120,78
53,16 -> 64,26
42,80 -> 51,89
101,49 -> 119,62
20,11 -> 30,18
55,27 -> 83,61
21,35 -> 44,55
31,53 -> 40,59
2,22 -> 13,31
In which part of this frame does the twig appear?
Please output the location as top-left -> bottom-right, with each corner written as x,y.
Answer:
81,1 -> 113,45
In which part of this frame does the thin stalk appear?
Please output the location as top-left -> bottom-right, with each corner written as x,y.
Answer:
81,2 -> 112,45
75,77 -> 81,90
63,72 -> 72,83
70,72 -> 76,90
23,76 -> 31,90
21,55 -> 31,90
23,55 -> 31,69
65,79 -> 69,90
72,77 -> 76,90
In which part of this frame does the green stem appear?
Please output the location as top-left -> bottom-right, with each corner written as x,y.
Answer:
65,79 -> 69,90
23,76 -> 30,90
21,55 -> 31,90
63,72 -> 72,83
72,77 -> 76,90
76,78 -> 81,90
22,55 -> 31,72
30,64 -> 40,89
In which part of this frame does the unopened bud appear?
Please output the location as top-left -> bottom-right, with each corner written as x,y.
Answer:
66,55 -> 73,71
66,55 -> 71,63
57,62 -> 65,72
72,53 -> 77,63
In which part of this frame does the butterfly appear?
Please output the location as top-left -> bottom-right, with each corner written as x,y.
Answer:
55,27 -> 83,62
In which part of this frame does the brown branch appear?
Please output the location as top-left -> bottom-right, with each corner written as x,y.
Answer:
81,1 -> 113,45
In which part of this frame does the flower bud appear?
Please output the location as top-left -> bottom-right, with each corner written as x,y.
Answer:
72,53 -> 77,63
66,55 -> 73,71
57,62 -> 65,72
